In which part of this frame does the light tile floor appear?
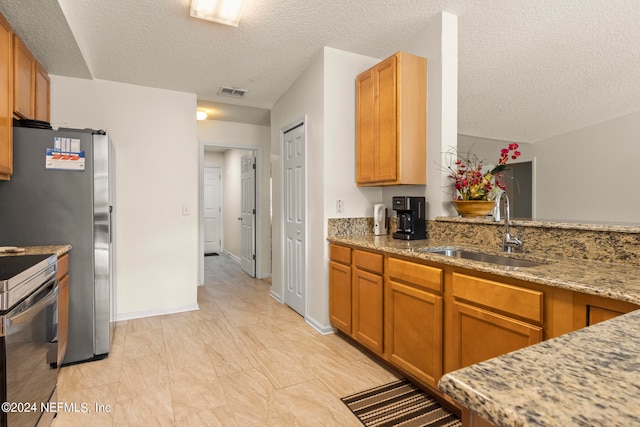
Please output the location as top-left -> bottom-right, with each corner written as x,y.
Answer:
53,254 -> 399,426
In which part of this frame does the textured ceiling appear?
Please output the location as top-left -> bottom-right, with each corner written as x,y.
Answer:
1,0 -> 639,142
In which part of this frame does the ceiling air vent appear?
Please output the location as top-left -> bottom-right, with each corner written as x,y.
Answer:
217,86 -> 247,98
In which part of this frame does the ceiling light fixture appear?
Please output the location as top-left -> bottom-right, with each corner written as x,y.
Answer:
196,111 -> 208,121
190,0 -> 246,27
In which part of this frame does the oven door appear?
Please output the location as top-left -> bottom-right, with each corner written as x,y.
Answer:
1,278 -> 58,427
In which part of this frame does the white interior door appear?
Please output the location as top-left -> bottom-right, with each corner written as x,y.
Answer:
203,167 -> 221,254
241,154 -> 256,277
283,123 -> 305,316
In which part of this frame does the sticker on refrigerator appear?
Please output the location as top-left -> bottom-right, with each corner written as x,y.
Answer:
46,148 -> 86,171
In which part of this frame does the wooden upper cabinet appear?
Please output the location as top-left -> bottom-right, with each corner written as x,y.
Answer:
1,10 -> 50,179
356,51 -> 427,186
0,13 -> 13,180
13,34 -> 35,120
12,32 -> 48,122
35,61 -> 50,122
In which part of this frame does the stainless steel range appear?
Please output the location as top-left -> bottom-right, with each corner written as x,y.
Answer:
0,254 -> 58,427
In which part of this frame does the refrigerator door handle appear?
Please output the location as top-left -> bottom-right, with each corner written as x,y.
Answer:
109,206 -> 113,244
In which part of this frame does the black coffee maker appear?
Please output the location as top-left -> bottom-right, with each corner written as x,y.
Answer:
392,196 -> 426,240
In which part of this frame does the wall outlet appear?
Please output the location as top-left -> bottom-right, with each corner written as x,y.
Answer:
182,204 -> 190,216
336,200 -> 344,214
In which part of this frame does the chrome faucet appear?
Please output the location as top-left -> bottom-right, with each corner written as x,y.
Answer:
493,190 -> 523,252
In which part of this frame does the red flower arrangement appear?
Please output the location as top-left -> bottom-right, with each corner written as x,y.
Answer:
445,143 -> 521,201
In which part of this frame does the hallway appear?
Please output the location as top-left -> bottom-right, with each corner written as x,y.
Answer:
54,254 -> 399,426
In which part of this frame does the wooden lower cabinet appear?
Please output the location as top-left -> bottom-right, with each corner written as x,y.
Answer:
447,272 -> 544,371
449,301 -> 542,370
58,274 -> 69,366
385,278 -> 443,387
328,243 -> 639,405
352,267 -> 384,354
56,253 -> 70,367
329,260 -> 352,333
573,292 -> 639,329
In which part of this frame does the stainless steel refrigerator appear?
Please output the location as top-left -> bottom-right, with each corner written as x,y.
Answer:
0,124 -> 114,364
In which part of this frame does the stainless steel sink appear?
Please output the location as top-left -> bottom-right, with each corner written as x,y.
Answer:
417,247 -> 545,268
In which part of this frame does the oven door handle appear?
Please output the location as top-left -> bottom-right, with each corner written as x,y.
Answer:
7,279 -> 58,327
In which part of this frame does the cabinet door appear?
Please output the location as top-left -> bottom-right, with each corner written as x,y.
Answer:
329,260 -> 352,333
374,55 -> 397,182
355,67 -> 376,184
34,61 -> 49,122
573,293 -> 639,329
356,55 -> 397,185
13,35 -> 34,120
449,301 -> 542,371
57,274 -> 70,367
352,268 -> 384,354
0,14 -> 12,180
386,279 -> 442,388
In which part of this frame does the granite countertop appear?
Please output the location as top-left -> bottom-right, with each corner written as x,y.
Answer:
327,234 -> 640,305
328,234 -> 640,427
438,310 -> 640,427
0,244 -> 72,258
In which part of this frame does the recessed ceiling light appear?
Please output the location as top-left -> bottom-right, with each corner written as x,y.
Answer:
190,0 -> 246,27
197,111 -> 208,120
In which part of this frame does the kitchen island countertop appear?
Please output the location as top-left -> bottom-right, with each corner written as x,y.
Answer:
438,309 -> 640,427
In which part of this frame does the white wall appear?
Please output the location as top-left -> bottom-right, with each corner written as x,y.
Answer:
51,76 -> 199,320
271,47 -> 386,331
381,12 -> 459,219
270,14 -> 456,333
197,120 -> 271,278
534,111 -> 640,223
324,48 -> 382,219
203,151 -> 224,167
270,48 -> 325,328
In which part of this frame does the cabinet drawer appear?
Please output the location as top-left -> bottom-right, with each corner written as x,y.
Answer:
353,249 -> 383,274
329,244 -> 351,264
452,273 -> 543,323
56,253 -> 69,280
387,257 -> 442,293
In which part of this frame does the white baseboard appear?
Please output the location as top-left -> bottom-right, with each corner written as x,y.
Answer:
223,250 -> 241,263
305,315 -> 335,335
270,289 -> 283,303
116,303 -> 200,322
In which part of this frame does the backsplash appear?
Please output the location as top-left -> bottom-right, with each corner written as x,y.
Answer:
328,217 -> 375,236
328,216 -> 640,266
